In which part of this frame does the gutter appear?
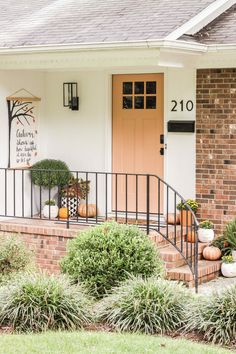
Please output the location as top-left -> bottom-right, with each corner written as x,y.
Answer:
0,39 -> 234,57
0,39 -> 207,55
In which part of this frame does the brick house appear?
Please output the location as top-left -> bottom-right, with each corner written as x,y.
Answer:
0,0 -> 236,287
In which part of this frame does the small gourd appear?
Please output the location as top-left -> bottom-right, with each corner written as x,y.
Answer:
59,207 -> 69,219
203,246 -> 221,261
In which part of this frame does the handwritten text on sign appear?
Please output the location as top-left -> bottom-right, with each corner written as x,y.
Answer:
8,99 -> 39,168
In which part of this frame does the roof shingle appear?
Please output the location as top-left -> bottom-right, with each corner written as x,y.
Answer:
180,4 -> 236,44
0,0 -> 216,48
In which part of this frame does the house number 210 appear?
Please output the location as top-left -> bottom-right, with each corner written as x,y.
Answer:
171,100 -> 194,112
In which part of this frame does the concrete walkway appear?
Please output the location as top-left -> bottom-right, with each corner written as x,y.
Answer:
195,276 -> 236,295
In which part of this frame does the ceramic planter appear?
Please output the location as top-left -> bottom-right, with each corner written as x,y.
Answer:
198,228 -> 214,243
221,262 -> 236,278
179,210 -> 193,227
43,205 -> 58,219
61,196 -> 80,217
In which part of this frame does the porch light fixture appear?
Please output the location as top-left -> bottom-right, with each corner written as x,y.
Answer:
63,82 -> 79,111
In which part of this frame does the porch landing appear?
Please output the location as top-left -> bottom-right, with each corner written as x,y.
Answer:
0,218 -> 221,287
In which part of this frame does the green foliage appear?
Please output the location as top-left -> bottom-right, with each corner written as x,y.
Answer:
61,177 -> 90,199
211,235 -> 231,256
30,159 -> 72,189
61,222 -> 164,298
0,235 -> 33,283
96,277 -> 189,334
222,255 -> 234,264
199,220 -> 213,229
225,218 -> 236,250
176,199 -> 199,213
0,272 -> 91,333
184,285 -> 236,345
45,199 -> 56,206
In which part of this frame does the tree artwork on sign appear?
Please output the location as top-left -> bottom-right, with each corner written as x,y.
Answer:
7,90 -> 40,168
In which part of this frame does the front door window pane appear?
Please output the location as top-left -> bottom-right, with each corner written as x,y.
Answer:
146,81 -> 156,94
123,82 -> 133,94
135,82 -> 144,94
135,96 -> 144,109
123,96 -> 133,109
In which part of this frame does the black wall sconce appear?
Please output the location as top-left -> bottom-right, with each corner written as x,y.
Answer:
63,82 -> 79,111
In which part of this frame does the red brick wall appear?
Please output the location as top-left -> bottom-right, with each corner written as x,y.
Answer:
196,68 -> 236,234
0,226 -> 77,273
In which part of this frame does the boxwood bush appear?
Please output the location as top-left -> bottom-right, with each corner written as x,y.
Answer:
61,222 -> 164,298
184,285 -> 236,345
96,277 -> 189,334
0,273 -> 91,333
30,159 -> 72,188
0,235 -> 33,284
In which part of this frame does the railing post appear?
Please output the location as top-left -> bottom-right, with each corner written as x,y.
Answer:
146,174 -> 150,235
194,222 -> 199,293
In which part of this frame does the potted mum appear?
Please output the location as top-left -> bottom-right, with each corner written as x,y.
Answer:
177,199 -> 199,227
43,199 -> 59,219
198,220 -> 214,243
61,177 -> 90,217
221,255 -> 236,278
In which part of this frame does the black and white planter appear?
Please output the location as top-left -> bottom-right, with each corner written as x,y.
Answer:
61,196 -> 80,217
198,228 -> 214,243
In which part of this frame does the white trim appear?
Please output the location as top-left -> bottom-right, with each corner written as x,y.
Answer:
165,0 -> 236,40
0,39 -> 207,55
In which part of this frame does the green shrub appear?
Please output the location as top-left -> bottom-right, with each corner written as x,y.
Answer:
0,272 -> 91,333
184,285 -> 236,345
61,222 -> 164,298
30,159 -> 72,188
0,235 -> 33,283
96,277 -> 189,334
225,217 -> 236,251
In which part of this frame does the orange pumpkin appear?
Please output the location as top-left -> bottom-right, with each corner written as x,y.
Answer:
187,230 -> 196,243
78,204 -> 97,218
59,207 -> 69,219
203,246 -> 221,261
165,213 -> 180,225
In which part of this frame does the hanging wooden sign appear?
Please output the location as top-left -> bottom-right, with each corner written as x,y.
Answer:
7,89 -> 41,168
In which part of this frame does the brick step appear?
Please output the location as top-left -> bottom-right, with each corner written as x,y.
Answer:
166,260 -> 222,287
159,242 -> 208,268
149,228 -> 183,248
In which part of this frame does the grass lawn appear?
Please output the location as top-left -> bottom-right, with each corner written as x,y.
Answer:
0,331 -> 232,354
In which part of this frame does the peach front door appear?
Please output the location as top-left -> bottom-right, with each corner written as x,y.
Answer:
112,74 -> 164,213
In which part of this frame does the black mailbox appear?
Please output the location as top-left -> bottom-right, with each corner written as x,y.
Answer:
167,120 -> 195,133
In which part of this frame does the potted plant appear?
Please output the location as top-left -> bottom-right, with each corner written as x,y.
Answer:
60,177 -> 90,217
177,199 -> 199,227
43,200 -> 59,219
198,220 -> 214,243
221,255 -> 236,278
30,159 -> 72,214
225,218 -> 236,261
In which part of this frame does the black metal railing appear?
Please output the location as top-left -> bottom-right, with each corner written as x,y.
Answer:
0,168 -> 199,291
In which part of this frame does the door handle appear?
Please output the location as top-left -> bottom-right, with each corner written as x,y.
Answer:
160,147 -> 164,156
160,134 -> 164,144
